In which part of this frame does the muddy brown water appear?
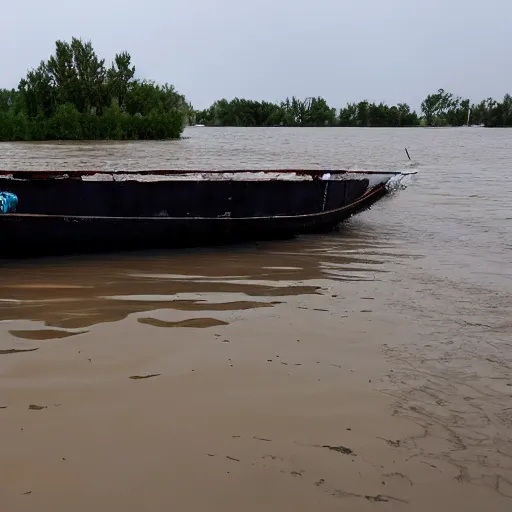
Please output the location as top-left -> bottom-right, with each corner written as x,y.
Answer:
0,128 -> 511,511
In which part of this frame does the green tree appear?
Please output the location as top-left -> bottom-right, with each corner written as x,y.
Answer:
107,51 -> 135,110
421,88 -> 454,126
0,38 -> 187,141
339,103 -> 357,126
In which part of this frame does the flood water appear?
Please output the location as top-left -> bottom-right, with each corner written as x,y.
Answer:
0,128 -> 511,511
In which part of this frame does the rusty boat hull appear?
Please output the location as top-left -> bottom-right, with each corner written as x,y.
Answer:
0,169 -> 409,257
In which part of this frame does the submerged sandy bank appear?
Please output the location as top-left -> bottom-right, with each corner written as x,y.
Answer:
1,262 -> 510,512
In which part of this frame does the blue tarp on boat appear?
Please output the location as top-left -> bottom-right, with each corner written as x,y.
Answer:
0,192 -> 18,213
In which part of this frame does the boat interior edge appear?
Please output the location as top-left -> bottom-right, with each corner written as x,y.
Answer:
0,179 -> 370,218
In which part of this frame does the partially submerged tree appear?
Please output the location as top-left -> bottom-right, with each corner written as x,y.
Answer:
0,37 -> 189,140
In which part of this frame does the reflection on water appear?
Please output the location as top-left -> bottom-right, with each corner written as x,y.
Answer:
7,329 -> 87,340
0,347 -> 39,355
1,126 -> 510,338
0,227 -> 402,332
137,317 -> 229,329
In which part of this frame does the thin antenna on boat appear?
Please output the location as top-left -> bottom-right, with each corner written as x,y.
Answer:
405,148 -> 411,161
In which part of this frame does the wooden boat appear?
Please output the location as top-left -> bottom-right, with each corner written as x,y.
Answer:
0,169 -> 412,257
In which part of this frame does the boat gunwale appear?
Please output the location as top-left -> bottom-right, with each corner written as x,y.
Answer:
0,169 -> 403,179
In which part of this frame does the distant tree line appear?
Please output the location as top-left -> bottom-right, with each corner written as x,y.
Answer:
195,89 -> 512,128
1,40 -> 510,141
420,89 -> 512,127
0,38 -> 192,141
195,97 -> 419,127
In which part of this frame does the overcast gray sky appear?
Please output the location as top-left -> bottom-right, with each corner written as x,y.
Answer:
1,0 -> 510,110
